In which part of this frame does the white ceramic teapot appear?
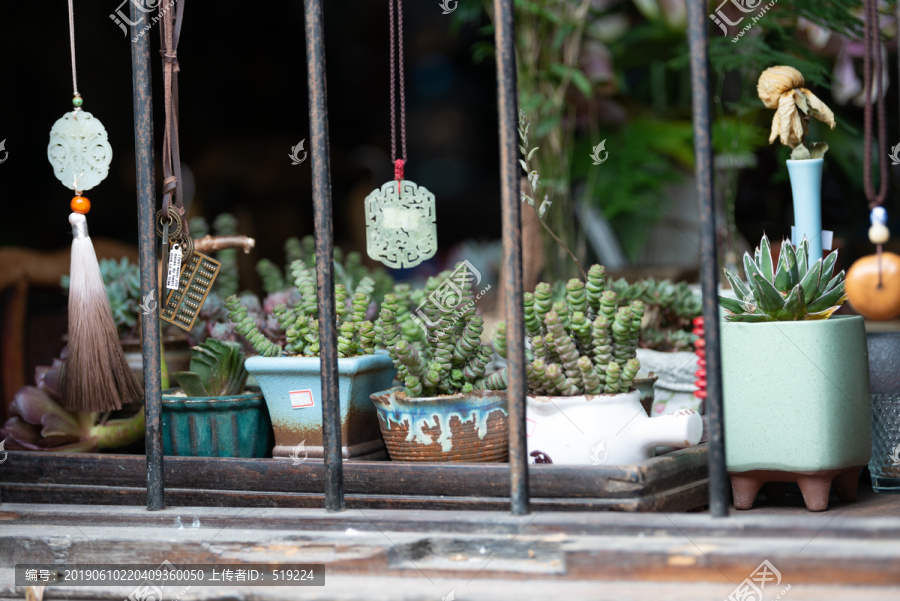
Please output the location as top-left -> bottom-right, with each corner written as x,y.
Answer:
525,389 -> 702,465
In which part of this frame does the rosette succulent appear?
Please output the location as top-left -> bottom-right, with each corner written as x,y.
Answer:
486,265 -> 642,395
172,339 -> 249,397
719,234 -> 847,322
0,356 -> 145,452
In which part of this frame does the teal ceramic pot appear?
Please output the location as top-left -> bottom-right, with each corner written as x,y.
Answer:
245,353 -> 396,459
786,158 -> 824,261
722,315 -> 871,510
370,386 -> 508,462
161,389 -> 272,458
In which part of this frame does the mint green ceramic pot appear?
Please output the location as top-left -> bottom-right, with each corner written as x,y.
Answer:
722,315 -> 871,473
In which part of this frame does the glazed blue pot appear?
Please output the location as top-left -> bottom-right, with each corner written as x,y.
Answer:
245,353 -> 396,459
161,389 -> 272,458
786,158 -> 824,261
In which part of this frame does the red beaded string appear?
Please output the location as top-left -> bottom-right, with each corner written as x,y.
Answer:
692,316 -> 707,404
394,159 -> 405,196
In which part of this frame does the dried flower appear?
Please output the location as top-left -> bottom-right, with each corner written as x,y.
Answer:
757,66 -> 835,159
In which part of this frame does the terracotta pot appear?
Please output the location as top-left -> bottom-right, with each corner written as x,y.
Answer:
722,315 -> 872,511
370,387 -> 508,462
245,352 -> 396,459
525,388 -> 702,465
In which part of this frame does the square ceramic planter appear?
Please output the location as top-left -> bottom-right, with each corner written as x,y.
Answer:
245,353 -> 396,459
722,315 -> 872,511
161,389 -> 272,458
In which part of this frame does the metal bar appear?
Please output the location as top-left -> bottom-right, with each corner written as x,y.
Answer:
130,2 -> 164,511
493,0 -> 529,516
686,0 -> 728,518
304,0 -> 344,512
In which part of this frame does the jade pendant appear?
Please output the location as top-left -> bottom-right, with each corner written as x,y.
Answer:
364,179 -> 438,269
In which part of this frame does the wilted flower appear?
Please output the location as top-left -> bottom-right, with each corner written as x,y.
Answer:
757,66 -> 836,159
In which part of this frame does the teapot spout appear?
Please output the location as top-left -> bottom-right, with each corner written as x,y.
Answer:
632,409 -> 703,456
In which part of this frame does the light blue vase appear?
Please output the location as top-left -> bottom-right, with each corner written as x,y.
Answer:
245,352 -> 396,459
786,158 -> 824,261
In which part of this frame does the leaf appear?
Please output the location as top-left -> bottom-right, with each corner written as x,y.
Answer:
819,250 -> 839,284
796,237 -> 810,277
751,273 -> 786,315
527,147 -> 539,160
743,251 -> 763,288
519,159 -> 528,172
807,282 -> 847,314
723,269 -> 752,302
758,234 -> 774,281
172,372 -> 210,397
798,258 -> 822,304
805,306 -> 842,320
718,295 -> 745,314
773,242 -> 798,293
725,313 -> 775,323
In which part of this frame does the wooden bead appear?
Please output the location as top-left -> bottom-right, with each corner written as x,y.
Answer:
71,196 -> 90,214
869,223 -> 890,245
846,252 -> 900,320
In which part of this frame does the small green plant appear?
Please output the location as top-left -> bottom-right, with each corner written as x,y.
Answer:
375,263 -> 492,397
607,277 -> 701,352
226,262 -> 378,358
172,339 -> 249,397
486,265 -> 642,395
719,234 -> 847,322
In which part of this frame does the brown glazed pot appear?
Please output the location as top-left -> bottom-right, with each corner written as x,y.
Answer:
370,387 -> 508,462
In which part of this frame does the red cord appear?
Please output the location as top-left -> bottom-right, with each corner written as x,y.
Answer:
394,159 -> 404,197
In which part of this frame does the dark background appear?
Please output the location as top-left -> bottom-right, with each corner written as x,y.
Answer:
0,0 -> 502,262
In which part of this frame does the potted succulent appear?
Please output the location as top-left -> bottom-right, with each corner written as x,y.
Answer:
233,263 -> 395,460
608,276 -> 702,415
162,339 -> 271,458
370,264 -> 505,462
485,268 -> 702,465
719,234 -> 871,511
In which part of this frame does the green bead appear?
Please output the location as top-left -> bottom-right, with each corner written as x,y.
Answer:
72,96 -> 83,107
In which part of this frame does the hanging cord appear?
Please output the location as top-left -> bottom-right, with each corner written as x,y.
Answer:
862,0 -> 888,285
160,0 -> 186,223
389,0 -> 407,190
67,0 -> 79,101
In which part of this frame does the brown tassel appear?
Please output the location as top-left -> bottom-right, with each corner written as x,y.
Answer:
59,213 -> 143,413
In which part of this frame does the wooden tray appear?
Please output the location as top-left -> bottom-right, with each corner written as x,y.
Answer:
0,444 -> 708,512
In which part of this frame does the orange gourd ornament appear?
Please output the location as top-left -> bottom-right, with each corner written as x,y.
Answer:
846,208 -> 900,320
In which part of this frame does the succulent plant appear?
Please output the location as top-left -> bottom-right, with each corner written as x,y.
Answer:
487,267 -> 642,396
719,234 -> 847,322
375,263 -> 492,397
0,356 -> 145,452
172,339 -> 249,397
227,262 -> 378,358
607,276 -> 701,352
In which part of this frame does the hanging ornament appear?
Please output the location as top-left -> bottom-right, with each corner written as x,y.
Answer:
846,0 -> 900,321
51,0 -> 142,413
364,0 -> 437,269
153,0 -> 221,330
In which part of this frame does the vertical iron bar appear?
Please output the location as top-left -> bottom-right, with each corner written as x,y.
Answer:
130,2 -> 164,511
686,0 -> 728,517
494,0 -> 529,516
304,0 -> 344,512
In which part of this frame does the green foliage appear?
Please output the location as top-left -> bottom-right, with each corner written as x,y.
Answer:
62,257 -> 141,339
488,265 -> 642,396
607,277 -> 701,352
719,234 -> 847,322
375,263 -> 492,397
227,262 -> 377,358
172,339 -> 249,397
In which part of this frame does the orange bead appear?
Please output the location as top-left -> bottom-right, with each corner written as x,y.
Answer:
71,196 -> 90,214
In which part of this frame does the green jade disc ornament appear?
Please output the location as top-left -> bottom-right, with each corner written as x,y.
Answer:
365,178 -> 437,269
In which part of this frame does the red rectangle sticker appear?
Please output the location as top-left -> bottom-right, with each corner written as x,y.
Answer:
289,389 -> 315,409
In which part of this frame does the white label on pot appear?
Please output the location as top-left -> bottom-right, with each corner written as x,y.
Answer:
526,418 -> 537,437
289,389 -> 315,409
